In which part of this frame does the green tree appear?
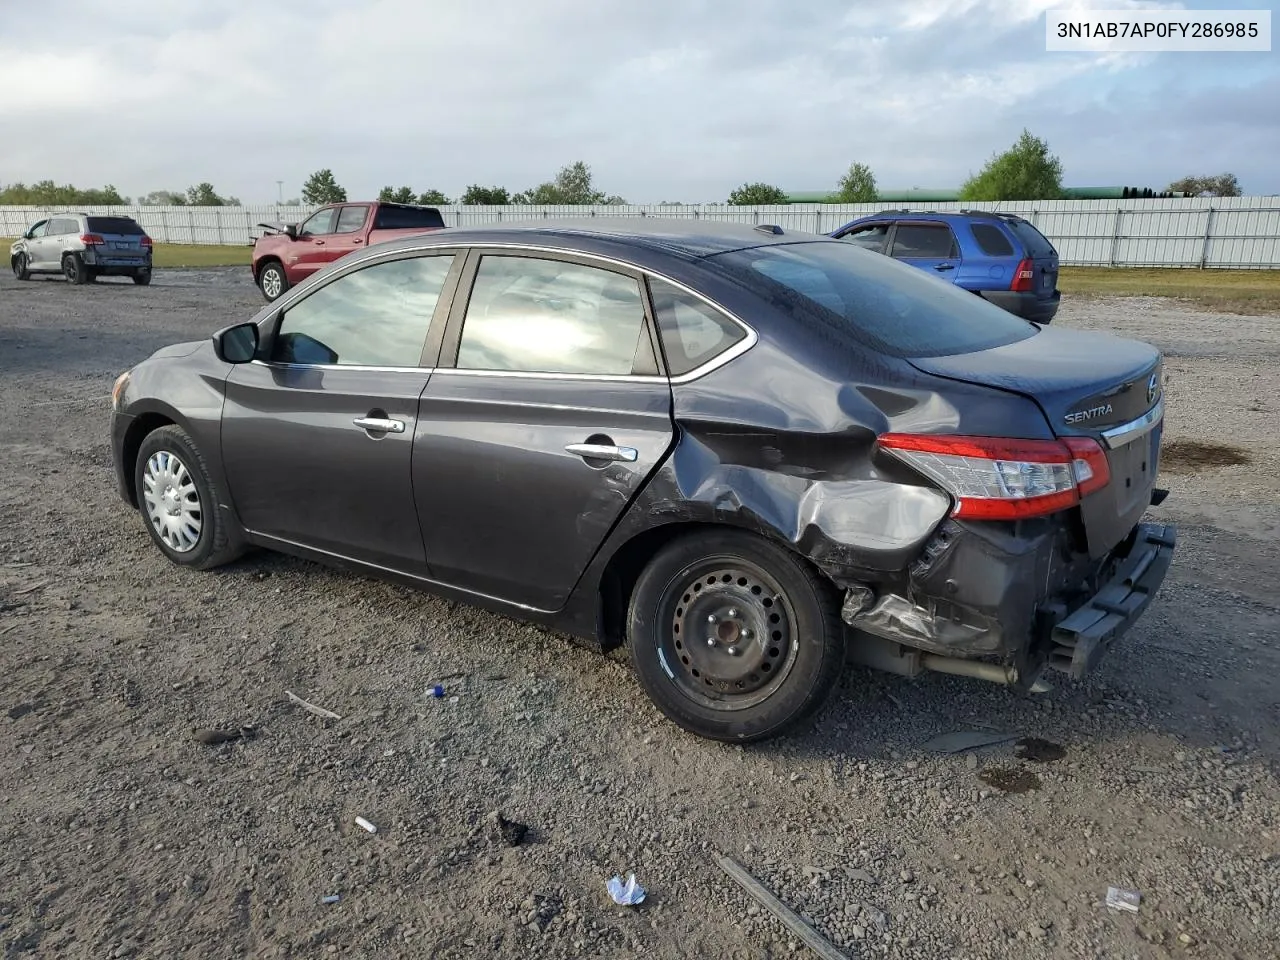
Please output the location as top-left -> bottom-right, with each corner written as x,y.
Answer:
378,185 -> 417,204
959,129 -> 1064,202
185,182 -> 239,206
1168,172 -> 1241,197
417,189 -> 450,205
512,161 -> 623,205
836,162 -> 878,203
301,168 -> 348,204
726,182 -> 788,205
0,180 -> 128,204
460,184 -> 510,205
139,190 -> 187,206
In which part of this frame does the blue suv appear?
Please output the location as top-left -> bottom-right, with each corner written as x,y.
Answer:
829,210 -> 1061,323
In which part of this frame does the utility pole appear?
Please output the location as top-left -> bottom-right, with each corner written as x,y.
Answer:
276,181 -> 284,204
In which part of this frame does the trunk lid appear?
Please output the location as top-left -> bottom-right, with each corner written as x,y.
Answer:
909,326 -> 1163,556
1006,218 -> 1059,299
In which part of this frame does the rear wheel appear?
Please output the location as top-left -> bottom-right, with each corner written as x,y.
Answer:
62,253 -> 90,285
134,425 -> 241,570
132,268 -> 152,286
627,529 -> 845,742
12,253 -> 30,280
258,262 -> 288,302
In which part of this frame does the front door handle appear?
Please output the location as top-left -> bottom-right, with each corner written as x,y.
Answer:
353,416 -> 405,434
565,442 -> 638,462
934,263 -> 955,271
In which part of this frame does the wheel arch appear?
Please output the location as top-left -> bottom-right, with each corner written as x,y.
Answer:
254,255 -> 284,282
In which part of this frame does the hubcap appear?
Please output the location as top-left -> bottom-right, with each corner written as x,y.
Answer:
262,269 -> 282,298
141,450 -> 202,553
658,561 -> 798,711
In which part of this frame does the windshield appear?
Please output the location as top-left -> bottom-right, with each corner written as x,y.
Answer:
710,241 -> 1039,358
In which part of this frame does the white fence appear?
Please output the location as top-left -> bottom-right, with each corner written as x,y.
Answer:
3,197 -> 1279,268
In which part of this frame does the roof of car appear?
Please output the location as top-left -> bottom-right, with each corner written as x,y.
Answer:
370,218 -> 816,260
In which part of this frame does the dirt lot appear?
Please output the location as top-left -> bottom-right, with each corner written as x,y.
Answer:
2,268 -> 1278,960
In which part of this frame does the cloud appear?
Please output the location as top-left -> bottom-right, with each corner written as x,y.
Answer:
1,0 -> 1275,202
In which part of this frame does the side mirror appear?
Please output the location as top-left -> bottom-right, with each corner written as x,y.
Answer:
213,322 -> 259,364
22,228 -> 33,240
284,224 -> 298,240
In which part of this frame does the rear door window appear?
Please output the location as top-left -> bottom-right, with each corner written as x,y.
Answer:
86,217 -> 145,236
969,223 -> 1014,257
648,278 -> 746,376
712,241 -> 1037,358
455,255 -> 651,376
889,223 -> 958,259
335,205 -> 369,234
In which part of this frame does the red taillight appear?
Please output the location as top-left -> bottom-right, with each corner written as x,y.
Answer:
1011,257 -> 1035,292
140,235 -> 153,247
877,433 -> 1111,521
80,233 -> 104,246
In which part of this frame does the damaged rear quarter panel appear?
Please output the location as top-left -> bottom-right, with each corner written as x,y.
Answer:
564,309 -> 1062,648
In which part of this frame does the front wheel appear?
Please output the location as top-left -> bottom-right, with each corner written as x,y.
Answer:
12,253 -> 30,280
134,425 -> 241,570
258,262 -> 288,302
627,529 -> 845,743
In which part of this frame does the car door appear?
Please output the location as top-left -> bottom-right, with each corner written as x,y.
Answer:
413,249 -> 675,611
887,221 -> 963,281
220,249 -> 463,572
327,204 -> 372,259
21,219 -> 50,268
290,206 -> 340,280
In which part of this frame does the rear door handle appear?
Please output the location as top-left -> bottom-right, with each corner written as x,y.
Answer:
353,416 -> 405,434
565,442 -> 638,462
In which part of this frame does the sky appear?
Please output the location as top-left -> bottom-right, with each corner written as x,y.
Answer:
1,0 -> 1276,204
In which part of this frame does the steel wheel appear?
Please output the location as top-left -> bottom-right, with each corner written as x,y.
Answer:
627,529 -> 845,742
141,450 -> 203,553
660,559 -> 799,711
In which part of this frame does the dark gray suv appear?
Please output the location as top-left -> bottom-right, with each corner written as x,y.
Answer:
108,220 -> 1174,742
10,214 -> 153,285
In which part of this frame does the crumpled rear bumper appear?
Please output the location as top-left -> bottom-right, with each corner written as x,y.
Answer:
1046,522 -> 1176,678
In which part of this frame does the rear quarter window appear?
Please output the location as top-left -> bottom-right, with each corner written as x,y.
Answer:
1007,220 -> 1056,258
86,217 -> 145,236
969,223 -> 1015,257
711,241 -> 1038,359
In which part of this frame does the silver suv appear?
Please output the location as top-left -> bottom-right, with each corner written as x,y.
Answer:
10,214 -> 154,285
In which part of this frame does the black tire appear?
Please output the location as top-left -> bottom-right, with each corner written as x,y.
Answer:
12,253 -> 30,281
627,529 -> 845,743
62,253 -> 90,285
132,268 -> 152,286
134,425 -> 242,570
258,261 -> 288,302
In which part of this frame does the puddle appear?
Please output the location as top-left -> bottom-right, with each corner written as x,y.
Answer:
978,767 -> 1041,793
1015,737 -> 1066,763
1160,439 -> 1250,474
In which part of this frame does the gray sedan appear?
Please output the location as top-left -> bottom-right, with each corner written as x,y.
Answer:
109,220 -> 1175,742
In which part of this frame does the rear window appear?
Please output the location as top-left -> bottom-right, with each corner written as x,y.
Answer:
373,205 -> 446,230
969,223 -> 1015,257
86,216 -> 145,236
1006,220 -> 1056,258
710,241 -> 1038,358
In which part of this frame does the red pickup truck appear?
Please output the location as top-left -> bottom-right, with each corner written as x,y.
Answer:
251,201 -> 447,302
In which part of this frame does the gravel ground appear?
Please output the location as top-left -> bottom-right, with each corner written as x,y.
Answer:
1,269 -> 1278,960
